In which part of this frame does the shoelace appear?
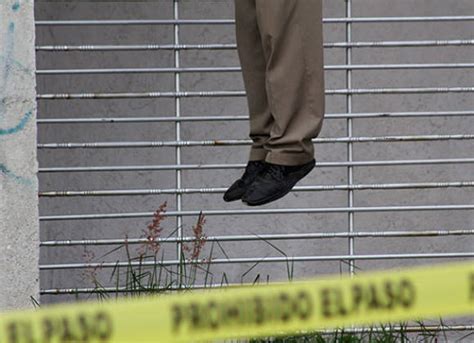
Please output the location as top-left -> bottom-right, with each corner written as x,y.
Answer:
242,161 -> 266,180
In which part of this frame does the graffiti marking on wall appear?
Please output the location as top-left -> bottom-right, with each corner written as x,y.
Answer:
0,0 -> 34,186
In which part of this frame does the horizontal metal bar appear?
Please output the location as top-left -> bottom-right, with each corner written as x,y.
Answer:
35,16 -> 474,26
328,40 -> 474,48
39,204 -> 474,221
37,66 -> 241,75
39,181 -> 474,197
36,63 -> 474,75
36,90 -> 244,99
326,63 -> 474,70
39,252 -> 474,270
35,44 -> 238,51
36,111 -> 474,124
37,115 -> 250,124
40,229 -> 474,247
35,39 -> 474,51
37,158 -> 474,173
39,285 -> 255,295
36,87 -> 474,100
35,19 -> 236,26
330,87 -> 474,95
37,134 -> 474,149
319,325 -> 474,334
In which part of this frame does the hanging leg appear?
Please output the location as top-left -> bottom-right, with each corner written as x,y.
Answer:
234,0 -> 274,162
256,0 -> 325,166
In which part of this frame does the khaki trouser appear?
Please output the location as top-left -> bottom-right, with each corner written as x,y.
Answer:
234,0 -> 325,166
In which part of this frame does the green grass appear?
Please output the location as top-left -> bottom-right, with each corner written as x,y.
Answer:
72,201 -> 461,342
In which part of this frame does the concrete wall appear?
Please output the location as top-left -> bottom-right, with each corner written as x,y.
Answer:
0,0 -> 39,310
34,0 -> 473,314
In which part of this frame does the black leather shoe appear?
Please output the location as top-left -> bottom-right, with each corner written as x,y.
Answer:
223,160 -> 268,202
242,159 -> 315,206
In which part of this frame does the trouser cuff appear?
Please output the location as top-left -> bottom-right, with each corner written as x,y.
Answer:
265,152 -> 315,166
249,147 -> 269,161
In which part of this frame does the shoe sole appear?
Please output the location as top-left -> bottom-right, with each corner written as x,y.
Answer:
223,195 -> 243,202
243,162 -> 315,206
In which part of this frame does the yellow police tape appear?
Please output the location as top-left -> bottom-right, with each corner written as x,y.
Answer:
1,262 -> 473,343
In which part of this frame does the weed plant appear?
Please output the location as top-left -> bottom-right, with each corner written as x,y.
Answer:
76,201 -> 465,343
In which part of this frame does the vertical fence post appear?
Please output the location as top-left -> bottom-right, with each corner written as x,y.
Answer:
0,0 -> 39,310
173,0 -> 184,288
345,0 -> 355,276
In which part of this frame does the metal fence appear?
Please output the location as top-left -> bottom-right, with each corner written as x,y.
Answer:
35,1 -> 473,332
